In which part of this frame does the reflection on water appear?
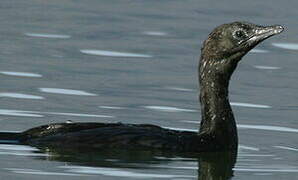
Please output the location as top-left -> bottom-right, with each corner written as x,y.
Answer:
163,86 -> 195,92
250,49 -> 269,53
230,102 -> 271,109
238,145 -> 259,151
98,106 -> 126,110
234,168 -> 298,173
142,31 -> 168,36
273,146 -> 298,152
0,71 -> 42,77
254,66 -> 281,70
0,93 -> 44,100
0,144 -> 38,151
39,88 -> 97,96
6,144 -> 236,179
5,168 -> 89,176
24,33 -> 71,39
143,105 -> 197,112
0,109 -> 114,118
183,120 -> 298,133
0,109 -> 44,117
2,142 -> 296,179
237,124 -> 298,133
60,166 -> 195,178
272,43 -> 298,50
80,49 -> 153,58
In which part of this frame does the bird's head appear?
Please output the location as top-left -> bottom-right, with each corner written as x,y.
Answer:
200,22 -> 283,80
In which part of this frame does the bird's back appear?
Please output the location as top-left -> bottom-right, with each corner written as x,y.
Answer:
18,122 -> 199,151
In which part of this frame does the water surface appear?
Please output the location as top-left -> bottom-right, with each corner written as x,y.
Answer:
0,0 -> 297,179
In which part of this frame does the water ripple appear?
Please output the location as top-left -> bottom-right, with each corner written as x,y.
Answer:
80,49 -> 153,58
272,43 -> 298,50
40,111 -> 113,118
0,93 -> 44,100
143,106 -> 196,112
239,145 -> 260,151
0,71 -> 42,77
233,167 -> 298,173
163,86 -> 194,92
5,168 -> 87,176
230,102 -> 271,109
163,127 -> 196,132
183,121 -> 298,133
60,166 -> 195,178
0,144 -> 38,151
143,31 -> 168,36
238,124 -> 298,133
0,151 -> 48,157
0,109 -> 43,117
254,66 -> 281,70
39,88 -> 97,96
24,33 -> 71,39
0,144 -> 48,157
273,146 -> 298,152
250,49 -> 269,53
98,106 -> 126,110
0,109 -> 113,118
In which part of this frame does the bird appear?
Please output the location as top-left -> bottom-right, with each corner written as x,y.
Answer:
1,22 -> 283,152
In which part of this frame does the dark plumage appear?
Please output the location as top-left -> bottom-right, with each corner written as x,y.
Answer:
1,22 -> 283,152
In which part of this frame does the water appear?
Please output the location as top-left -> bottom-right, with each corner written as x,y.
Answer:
0,0 -> 297,179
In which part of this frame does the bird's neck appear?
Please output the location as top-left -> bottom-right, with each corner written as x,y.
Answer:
198,71 -> 238,149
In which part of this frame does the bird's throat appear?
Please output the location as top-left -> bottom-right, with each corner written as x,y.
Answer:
198,75 -> 238,148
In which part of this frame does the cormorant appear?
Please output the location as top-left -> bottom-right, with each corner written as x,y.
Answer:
1,22 -> 283,152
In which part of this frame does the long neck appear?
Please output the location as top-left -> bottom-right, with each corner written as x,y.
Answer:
198,60 -> 238,149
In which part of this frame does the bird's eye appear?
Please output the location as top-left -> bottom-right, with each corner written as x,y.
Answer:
234,30 -> 246,39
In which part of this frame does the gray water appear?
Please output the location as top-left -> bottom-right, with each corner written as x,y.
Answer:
0,0 -> 297,179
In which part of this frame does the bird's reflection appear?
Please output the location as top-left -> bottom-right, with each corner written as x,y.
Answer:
31,146 -> 237,180
198,151 -> 236,180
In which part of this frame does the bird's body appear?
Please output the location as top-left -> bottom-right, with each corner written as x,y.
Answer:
1,22 -> 283,152
16,122 -> 238,152
18,123 -> 203,151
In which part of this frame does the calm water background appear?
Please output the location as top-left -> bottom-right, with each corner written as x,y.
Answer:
0,0 -> 297,179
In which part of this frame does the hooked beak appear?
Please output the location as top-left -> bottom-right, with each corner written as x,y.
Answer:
246,25 -> 284,45
227,24 -> 284,60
